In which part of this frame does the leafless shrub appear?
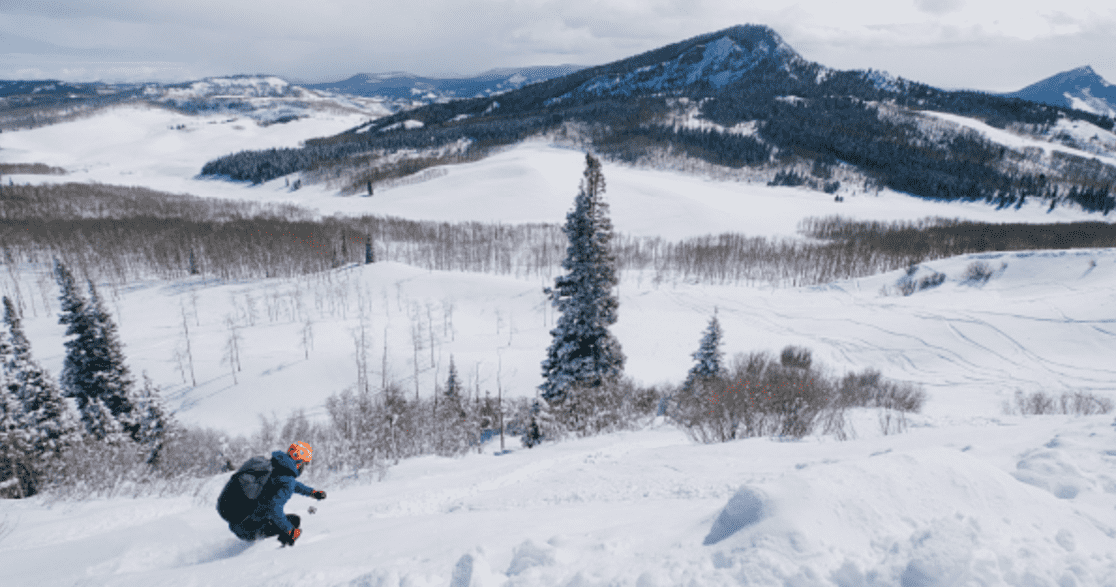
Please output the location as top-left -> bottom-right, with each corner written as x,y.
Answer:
896,264 -> 946,296
550,378 -> 662,437
836,369 -> 926,412
673,353 -> 923,444
877,408 -> 908,435
40,438 -> 149,500
962,260 -> 994,284
780,345 -> 812,369
673,352 -> 832,443
1005,390 -> 1114,416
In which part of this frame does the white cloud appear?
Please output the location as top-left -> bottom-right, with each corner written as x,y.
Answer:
0,0 -> 1113,90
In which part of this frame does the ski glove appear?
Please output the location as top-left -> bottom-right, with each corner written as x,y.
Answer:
279,528 -> 301,546
311,490 -> 327,501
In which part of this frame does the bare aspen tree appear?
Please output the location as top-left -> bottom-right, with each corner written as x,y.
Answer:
381,326 -> 389,391
289,283 -> 301,323
299,317 -> 314,360
244,292 -> 258,326
223,315 -> 242,384
189,290 -> 200,327
497,352 -> 505,452
426,302 -> 436,365
352,327 -> 370,394
411,307 -> 423,400
442,298 -> 454,341
352,295 -> 371,393
180,302 -> 196,386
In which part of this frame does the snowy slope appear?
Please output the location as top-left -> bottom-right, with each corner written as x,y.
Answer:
2,94 -> 1116,586
1,415 -> 1114,585
916,109 -> 1116,166
2,109 -> 1110,241
8,247 -> 1116,431
0,105 -> 372,203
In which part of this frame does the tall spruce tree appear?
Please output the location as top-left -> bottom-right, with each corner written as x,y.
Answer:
684,312 -> 725,390
2,296 -> 80,495
0,330 -> 32,498
444,356 -> 462,401
540,153 -> 625,410
433,356 -> 469,456
55,261 -> 142,443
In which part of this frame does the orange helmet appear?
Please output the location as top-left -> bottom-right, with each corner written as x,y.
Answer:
288,441 -> 313,464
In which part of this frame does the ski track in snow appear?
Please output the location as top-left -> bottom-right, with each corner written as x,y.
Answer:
2,108 -> 1116,586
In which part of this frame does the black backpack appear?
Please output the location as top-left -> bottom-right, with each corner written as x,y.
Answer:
216,455 -> 273,524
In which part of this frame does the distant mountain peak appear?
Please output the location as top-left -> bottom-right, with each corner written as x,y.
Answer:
547,24 -> 805,103
1004,65 -> 1116,118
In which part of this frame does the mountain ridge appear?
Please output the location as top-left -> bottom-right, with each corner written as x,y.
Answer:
1002,65 -> 1116,118
302,65 -> 587,103
200,23 -> 1116,214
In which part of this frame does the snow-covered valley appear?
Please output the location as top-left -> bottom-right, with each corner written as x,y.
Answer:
1,105 -> 1115,586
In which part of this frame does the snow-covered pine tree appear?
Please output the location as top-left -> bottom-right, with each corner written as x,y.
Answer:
432,356 -> 469,456
84,281 -> 144,441
134,373 -> 175,465
522,397 -> 567,448
539,153 -> 625,417
82,396 -> 128,446
54,260 -> 142,443
444,356 -> 462,401
2,296 -> 81,495
684,312 -> 725,390
0,332 -> 32,498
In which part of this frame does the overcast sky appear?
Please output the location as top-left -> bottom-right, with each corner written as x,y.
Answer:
1,0 -> 1113,92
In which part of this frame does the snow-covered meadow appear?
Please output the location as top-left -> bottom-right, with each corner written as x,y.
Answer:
1,106 -> 1115,585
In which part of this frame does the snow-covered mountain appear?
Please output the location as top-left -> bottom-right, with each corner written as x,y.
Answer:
139,75 -> 392,124
0,75 -> 391,130
304,65 -> 586,104
1003,65 -> 1116,118
196,24 -> 1116,216
0,66 -> 585,130
546,24 -> 806,104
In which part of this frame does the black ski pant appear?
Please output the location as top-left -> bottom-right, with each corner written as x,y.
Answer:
232,514 -> 300,541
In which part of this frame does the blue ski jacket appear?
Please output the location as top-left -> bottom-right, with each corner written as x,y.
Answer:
230,450 -> 315,539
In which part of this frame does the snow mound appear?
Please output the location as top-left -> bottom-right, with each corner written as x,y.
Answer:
703,486 -> 767,545
448,548 -> 499,587
706,447 -> 1116,584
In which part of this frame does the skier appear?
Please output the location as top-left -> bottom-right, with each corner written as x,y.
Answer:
228,441 -> 327,546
